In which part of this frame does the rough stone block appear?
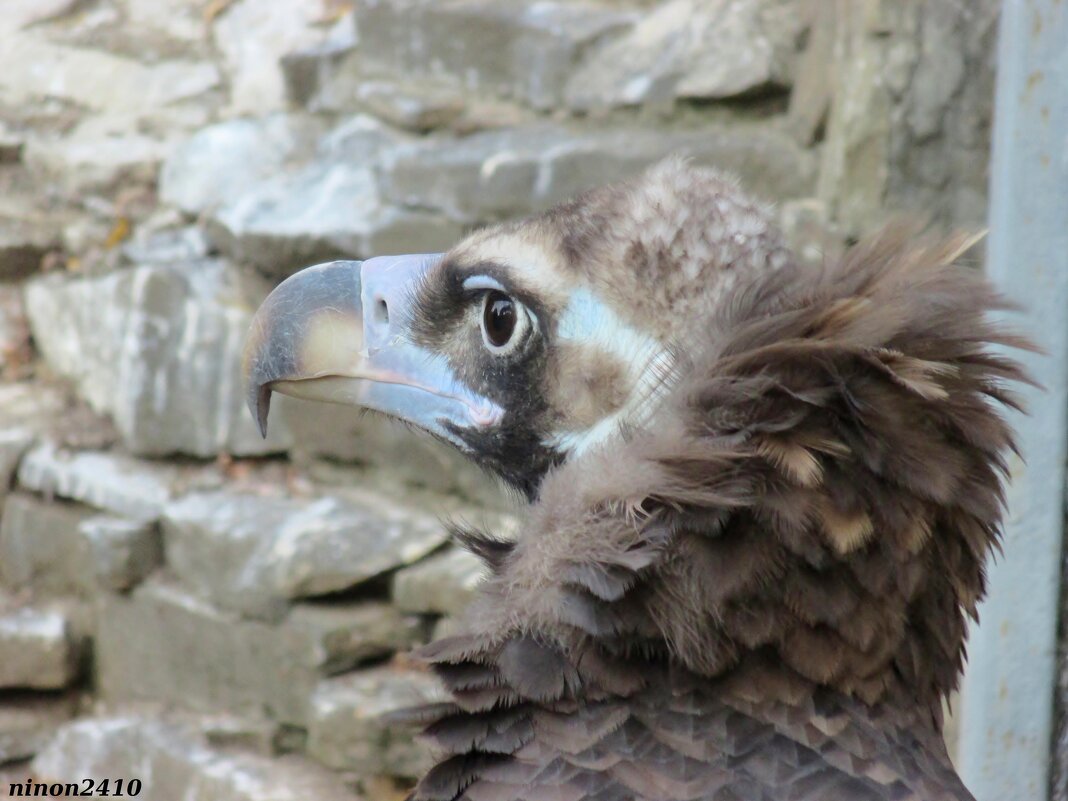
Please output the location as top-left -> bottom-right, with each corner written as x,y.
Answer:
0,217 -> 59,280
24,112 -> 190,195
281,39 -> 360,111
332,79 -> 468,133
23,256 -> 290,457
77,515 -> 162,592
288,603 -> 428,676
96,579 -> 424,725
786,0 -> 834,145
206,159 -> 460,278
814,3 -> 897,237
282,45 -> 531,133
392,547 -> 486,618
119,224 -> 210,267
212,0 -> 349,114
162,488 -> 449,620
0,387 -> 68,479
33,716 -> 362,800
160,115 -> 461,277
354,0 -> 634,111
278,395 -> 509,510
0,35 -> 219,116
0,428 -> 32,512
0,383 -> 66,432
306,667 -> 447,778
0,122 -> 23,164
565,0 -> 804,110
0,693 -> 79,765
0,493 -> 94,596
97,581 -> 307,724
777,197 -> 846,268
17,443 -> 178,520
0,284 -> 31,373
160,114 -> 327,217
196,713 -> 281,757
123,0 -> 208,49
0,606 -> 82,690
813,0 -> 997,233
379,122 -> 816,225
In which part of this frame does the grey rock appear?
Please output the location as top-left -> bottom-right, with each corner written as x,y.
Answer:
379,126 -> 557,223
0,606 -> 82,690
0,217 -> 59,279
814,4 -> 897,237
566,0 -> 803,110
281,39 -> 361,112
23,114 -> 173,195
96,578 -> 422,726
392,547 -> 486,617
355,0 -> 634,111
278,395 -> 509,510
33,715 -> 361,800
0,694 -> 79,765
96,580 -> 304,724
77,515 -> 162,592
0,383 -> 67,436
777,197 -> 845,269
1,0 -> 82,31
160,114 -> 327,217
161,115 -> 461,277
17,443 -> 178,519
890,1 -> 998,229
123,0 -> 207,48
306,667 -> 447,777
815,1 -> 996,234
379,123 -> 816,224
0,493 -> 94,596
0,33 -> 219,114
197,713 -> 281,757
338,80 -> 468,133
120,225 -> 210,266
0,284 -> 30,371
0,122 -> 21,164
206,156 -> 461,277
786,0 -> 833,145
282,46 -> 532,134
161,488 -> 449,620
0,428 -> 33,512
212,0 -> 351,114
288,602 -> 427,675
23,257 -> 290,457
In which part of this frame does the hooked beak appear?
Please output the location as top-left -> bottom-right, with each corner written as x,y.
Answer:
242,255 -> 503,451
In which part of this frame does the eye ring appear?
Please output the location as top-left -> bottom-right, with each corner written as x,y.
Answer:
481,290 -> 530,354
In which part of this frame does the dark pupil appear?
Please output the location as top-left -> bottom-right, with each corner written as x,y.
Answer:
484,291 -> 516,348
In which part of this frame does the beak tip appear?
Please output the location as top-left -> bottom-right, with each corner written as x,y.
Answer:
249,383 -> 272,439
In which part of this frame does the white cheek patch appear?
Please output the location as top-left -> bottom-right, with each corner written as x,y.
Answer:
549,287 -> 673,456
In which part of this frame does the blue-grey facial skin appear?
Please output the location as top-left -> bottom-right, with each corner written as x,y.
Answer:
243,255 -> 504,453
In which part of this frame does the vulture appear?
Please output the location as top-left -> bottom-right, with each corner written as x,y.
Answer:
243,159 -> 1030,801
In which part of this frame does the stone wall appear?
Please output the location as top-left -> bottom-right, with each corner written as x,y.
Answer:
0,0 -> 1004,797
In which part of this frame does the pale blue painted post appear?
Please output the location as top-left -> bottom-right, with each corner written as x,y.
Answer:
957,2 -> 1068,800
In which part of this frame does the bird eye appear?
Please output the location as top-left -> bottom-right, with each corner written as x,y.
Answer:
481,290 -> 528,353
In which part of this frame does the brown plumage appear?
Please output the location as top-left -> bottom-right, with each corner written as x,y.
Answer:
244,160 -> 1031,801
408,225 -> 1028,799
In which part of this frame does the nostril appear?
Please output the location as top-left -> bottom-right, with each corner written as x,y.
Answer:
374,298 -> 389,325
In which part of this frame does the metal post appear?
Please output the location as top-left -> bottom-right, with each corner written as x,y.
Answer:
958,2 -> 1068,800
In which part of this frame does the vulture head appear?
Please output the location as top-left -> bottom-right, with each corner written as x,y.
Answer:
244,159 -> 791,498
244,159 -> 1028,801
